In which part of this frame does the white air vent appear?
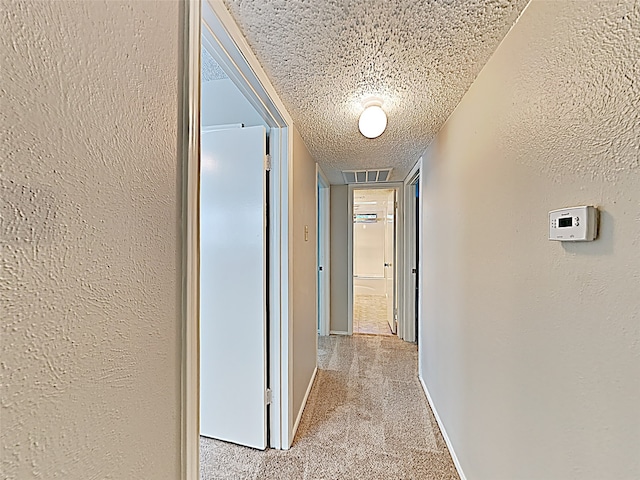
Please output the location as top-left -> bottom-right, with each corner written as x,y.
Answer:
342,169 -> 392,184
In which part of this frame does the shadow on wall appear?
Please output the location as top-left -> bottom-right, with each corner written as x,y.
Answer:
562,209 -> 613,256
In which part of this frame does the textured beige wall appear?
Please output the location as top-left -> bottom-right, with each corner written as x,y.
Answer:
1,1 -> 182,478
329,185 -> 349,333
291,128 -> 318,432
419,1 -> 640,479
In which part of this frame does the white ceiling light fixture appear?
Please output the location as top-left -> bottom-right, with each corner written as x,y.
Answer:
358,97 -> 387,139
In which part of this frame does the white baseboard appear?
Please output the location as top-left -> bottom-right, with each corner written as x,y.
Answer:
290,366 -> 317,444
329,330 -> 349,335
418,376 -> 467,480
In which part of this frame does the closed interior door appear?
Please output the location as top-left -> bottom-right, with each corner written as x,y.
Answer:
200,125 -> 268,450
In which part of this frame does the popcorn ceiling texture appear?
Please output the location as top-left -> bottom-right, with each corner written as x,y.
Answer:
202,47 -> 229,81
222,0 -> 529,183
1,1 -> 181,478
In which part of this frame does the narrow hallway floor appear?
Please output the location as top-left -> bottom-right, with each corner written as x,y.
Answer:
200,335 -> 459,479
354,294 -> 393,335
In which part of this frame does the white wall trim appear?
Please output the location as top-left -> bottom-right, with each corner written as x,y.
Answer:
179,1 -> 201,479
418,376 -> 468,480
405,157 -> 422,185
290,366 -> 318,444
316,164 -> 331,337
317,164 -> 330,188
416,163 -> 425,381
401,158 -> 422,343
347,187 -> 354,336
269,127 -> 286,449
329,330 -> 350,336
283,126 -> 294,449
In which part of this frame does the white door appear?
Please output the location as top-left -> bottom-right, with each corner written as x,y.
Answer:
384,190 -> 396,333
200,125 -> 268,450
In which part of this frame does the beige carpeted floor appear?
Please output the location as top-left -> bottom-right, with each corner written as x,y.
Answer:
200,335 -> 460,479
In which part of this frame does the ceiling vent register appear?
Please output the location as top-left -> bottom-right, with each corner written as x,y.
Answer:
342,169 -> 392,184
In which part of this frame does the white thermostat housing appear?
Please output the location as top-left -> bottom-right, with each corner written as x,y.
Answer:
549,206 -> 599,242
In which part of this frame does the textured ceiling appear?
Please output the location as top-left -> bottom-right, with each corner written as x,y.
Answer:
202,47 -> 228,82
222,0 -> 530,184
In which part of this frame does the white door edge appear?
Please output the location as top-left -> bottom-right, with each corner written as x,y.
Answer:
317,165 -> 331,337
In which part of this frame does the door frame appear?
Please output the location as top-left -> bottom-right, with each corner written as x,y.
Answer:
180,1 -> 295,478
347,183 -> 404,336
316,165 -> 331,336
401,159 -> 422,342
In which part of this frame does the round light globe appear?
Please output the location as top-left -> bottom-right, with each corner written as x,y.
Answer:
358,105 -> 387,139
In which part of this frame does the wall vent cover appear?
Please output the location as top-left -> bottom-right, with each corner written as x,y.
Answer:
342,169 -> 392,184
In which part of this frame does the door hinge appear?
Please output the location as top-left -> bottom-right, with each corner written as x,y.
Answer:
265,388 -> 272,405
395,201 -> 398,210
264,154 -> 272,171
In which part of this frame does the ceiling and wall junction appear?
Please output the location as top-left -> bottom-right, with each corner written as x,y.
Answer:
222,0 -> 530,183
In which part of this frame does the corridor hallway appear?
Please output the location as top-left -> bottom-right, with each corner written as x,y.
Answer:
200,335 -> 459,479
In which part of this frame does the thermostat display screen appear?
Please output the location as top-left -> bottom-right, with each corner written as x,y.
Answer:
558,217 -> 573,228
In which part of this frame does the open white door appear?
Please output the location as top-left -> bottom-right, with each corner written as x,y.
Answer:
200,125 -> 268,450
384,190 -> 397,333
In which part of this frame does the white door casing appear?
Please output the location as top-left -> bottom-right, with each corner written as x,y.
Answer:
317,166 -> 331,336
401,159 -> 422,343
200,126 -> 268,450
183,2 -> 296,476
347,183 -> 404,337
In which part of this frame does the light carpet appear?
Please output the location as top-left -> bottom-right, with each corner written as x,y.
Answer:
200,334 -> 460,479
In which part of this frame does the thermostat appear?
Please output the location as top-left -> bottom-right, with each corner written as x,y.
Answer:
549,206 -> 599,241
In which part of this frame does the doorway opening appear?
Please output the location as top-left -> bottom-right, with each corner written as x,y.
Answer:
402,167 -> 420,344
349,185 -> 402,336
198,6 -> 280,453
182,1 -> 297,476
199,19 -> 273,450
